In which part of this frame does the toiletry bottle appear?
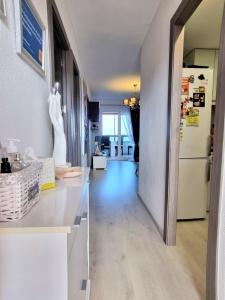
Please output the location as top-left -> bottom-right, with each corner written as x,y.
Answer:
11,153 -> 23,172
1,158 -> 11,173
7,139 -> 20,163
0,142 -> 6,162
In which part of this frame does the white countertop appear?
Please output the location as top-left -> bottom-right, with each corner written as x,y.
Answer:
0,167 -> 90,234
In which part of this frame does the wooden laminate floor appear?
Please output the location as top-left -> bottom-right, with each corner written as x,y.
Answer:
89,161 -> 207,300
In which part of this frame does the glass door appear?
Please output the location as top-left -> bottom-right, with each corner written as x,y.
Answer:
101,112 -> 134,160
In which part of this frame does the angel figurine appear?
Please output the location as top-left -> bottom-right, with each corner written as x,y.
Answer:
48,89 -> 67,166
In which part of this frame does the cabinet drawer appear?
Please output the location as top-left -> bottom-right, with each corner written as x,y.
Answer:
67,214 -> 83,259
67,182 -> 89,259
78,279 -> 90,300
68,217 -> 88,300
80,183 -> 89,217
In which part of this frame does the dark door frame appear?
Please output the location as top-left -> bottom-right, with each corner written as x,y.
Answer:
164,0 -> 225,299
64,50 -> 82,166
47,0 -> 70,86
164,0 -> 202,245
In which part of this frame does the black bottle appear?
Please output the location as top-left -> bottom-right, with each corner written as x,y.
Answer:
1,158 -> 11,173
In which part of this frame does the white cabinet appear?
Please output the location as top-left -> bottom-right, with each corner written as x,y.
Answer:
93,155 -> 107,169
68,183 -> 89,300
184,48 -> 219,103
68,217 -> 88,300
0,169 -> 90,300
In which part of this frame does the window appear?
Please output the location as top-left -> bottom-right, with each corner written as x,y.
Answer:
121,117 -> 127,136
102,113 -> 118,135
101,111 -> 133,158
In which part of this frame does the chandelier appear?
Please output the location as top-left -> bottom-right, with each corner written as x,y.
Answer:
123,84 -> 140,108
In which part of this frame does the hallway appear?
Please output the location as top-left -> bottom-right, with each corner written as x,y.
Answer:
90,161 -> 207,300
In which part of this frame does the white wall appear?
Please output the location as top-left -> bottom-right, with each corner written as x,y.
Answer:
139,0 -> 182,233
0,0 -> 52,156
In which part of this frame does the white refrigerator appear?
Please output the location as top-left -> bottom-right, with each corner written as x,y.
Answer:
177,68 -> 213,219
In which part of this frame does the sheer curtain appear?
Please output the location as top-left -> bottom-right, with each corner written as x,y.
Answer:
121,107 -> 134,144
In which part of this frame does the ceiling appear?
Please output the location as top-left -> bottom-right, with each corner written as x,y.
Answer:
184,0 -> 225,55
65,0 -> 160,101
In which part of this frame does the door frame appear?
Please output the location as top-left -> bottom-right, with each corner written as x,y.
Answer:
47,0 -> 70,87
64,50 -> 82,166
164,0 -> 225,299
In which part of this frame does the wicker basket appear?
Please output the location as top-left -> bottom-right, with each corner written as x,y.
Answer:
0,162 -> 42,222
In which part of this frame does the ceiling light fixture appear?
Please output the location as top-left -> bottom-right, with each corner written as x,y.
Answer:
123,84 -> 140,108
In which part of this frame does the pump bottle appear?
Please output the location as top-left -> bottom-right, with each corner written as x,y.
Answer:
7,139 -> 20,163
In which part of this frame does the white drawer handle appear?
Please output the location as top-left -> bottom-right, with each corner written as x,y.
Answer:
81,279 -> 87,291
74,216 -> 82,226
82,212 -> 88,220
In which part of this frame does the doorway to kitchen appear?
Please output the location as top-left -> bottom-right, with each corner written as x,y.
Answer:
164,0 -> 225,299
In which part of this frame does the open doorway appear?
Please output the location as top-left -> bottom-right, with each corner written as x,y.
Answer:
164,0 -> 225,299
48,1 -> 81,166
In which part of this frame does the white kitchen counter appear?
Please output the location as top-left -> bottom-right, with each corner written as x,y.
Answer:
0,167 -> 90,234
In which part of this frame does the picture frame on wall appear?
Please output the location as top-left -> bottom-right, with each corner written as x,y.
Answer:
0,0 -> 6,17
14,0 -> 46,76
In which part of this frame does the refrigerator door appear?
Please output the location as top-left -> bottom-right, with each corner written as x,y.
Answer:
180,69 -> 213,158
177,158 -> 208,219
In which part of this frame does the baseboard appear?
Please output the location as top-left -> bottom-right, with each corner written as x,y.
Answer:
137,193 -> 164,238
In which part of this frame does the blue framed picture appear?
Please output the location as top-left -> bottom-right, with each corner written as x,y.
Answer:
14,0 -> 45,76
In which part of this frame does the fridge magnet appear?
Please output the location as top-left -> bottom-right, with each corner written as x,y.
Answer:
199,86 -> 205,93
188,75 -> 195,83
0,0 -> 6,17
193,93 -> 205,107
193,88 -> 199,93
181,101 -> 188,119
185,97 -> 193,109
181,96 -> 193,119
181,103 -> 184,119
186,108 -> 200,126
182,77 -> 189,95
198,74 -> 205,80
180,120 -> 184,142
